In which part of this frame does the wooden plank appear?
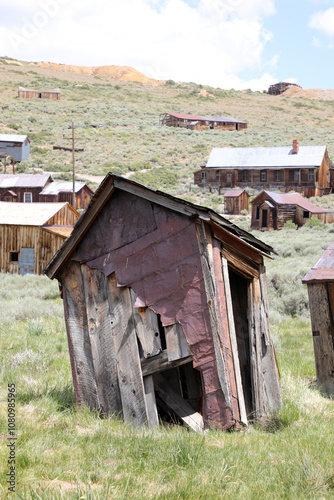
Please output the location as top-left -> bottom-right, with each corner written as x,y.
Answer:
130,290 -> 162,358
247,279 -> 263,420
106,274 -> 148,426
143,376 -> 159,429
221,257 -> 248,425
154,373 -> 204,432
81,264 -> 122,416
60,261 -> 100,411
307,283 -> 334,395
141,350 -> 192,377
165,322 -> 190,361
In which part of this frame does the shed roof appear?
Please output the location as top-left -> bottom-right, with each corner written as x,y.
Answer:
0,174 -> 51,188
302,241 -> 334,283
0,134 -> 29,143
18,86 -> 61,93
44,173 -> 274,279
40,181 -> 87,195
167,112 -> 247,124
0,202 -> 72,226
255,191 -> 328,214
224,189 -> 248,198
206,145 -> 327,169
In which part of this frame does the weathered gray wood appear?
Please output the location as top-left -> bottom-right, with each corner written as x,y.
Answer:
154,373 -> 204,432
141,350 -> 192,377
81,264 -> 122,416
247,279 -> 263,420
221,257 -> 248,425
130,290 -> 162,358
106,274 -> 148,426
60,261 -> 99,411
143,376 -> 159,429
308,283 -> 334,395
165,322 -> 190,361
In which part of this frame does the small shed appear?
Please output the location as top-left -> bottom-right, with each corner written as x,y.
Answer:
302,242 -> 334,396
0,134 -> 30,162
159,113 -> 247,131
39,181 -> 94,210
224,189 -> 249,214
45,174 -> 281,431
251,191 -> 334,230
0,174 -> 52,202
18,86 -> 61,100
0,202 -> 79,275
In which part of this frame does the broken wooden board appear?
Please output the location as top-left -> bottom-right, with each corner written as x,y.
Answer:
165,322 -> 190,361
131,289 -> 162,358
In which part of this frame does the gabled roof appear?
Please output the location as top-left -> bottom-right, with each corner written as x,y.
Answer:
253,191 -> 327,214
224,189 -> 248,198
206,145 -> 327,169
40,181 -> 90,195
44,173 -> 273,279
167,112 -> 247,124
0,174 -> 51,188
0,134 -> 29,143
0,202 -> 76,226
302,241 -> 334,283
18,86 -> 60,93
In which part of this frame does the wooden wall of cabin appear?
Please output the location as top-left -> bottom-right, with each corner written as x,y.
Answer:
276,205 -> 296,229
318,151 -> 331,190
0,224 -> 65,274
0,186 -> 47,202
46,205 -> 79,226
307,282 -> 334,396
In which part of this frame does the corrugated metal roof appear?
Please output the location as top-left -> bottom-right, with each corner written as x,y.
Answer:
167,112 -> 247,124
18,86 -> 61,93
0,202 -> 69,226
224,189 -> 246,197
0,174 -> 51,188
40,181 -> 86,195
302,241 -> 334,283
206,146 -> 327,169
262,191 -> 327,213
0,134 -> 29,143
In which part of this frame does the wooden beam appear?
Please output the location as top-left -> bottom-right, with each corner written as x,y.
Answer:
131,290 -> 162,358
141,350 -> 192,377
143,376 -> 159,429
165,322 -> 190,361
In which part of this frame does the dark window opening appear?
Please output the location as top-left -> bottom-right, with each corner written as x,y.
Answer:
255,206 -> 260,220
303,210 -> 310,219
275,170 -> 281,182
260,171 -> 267,182
10,252 -> 19,262
242,170 -> 248,182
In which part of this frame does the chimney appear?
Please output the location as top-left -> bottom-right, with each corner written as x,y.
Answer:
292,139 -> 299,155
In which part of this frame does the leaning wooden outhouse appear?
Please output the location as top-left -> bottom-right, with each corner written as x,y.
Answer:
302,242 -> 334,396
45,174 -> 281,431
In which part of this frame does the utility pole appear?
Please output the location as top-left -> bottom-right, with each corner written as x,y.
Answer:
53,122 -> 84,208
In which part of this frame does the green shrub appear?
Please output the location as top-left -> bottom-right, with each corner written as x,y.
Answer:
305,217 -> 324,228
283,220 -> 297,230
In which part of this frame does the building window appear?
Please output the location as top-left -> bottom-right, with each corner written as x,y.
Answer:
275,170 -> 281,182
242,170 -> 248,182
216,170 -> 220,182
303,211 -> 310,219
24,192 -> 32,203
10,252 -> 19,262
294,170 -> 300,182
260,171 -> 267,182
308,170 -> 314,181
201,171 -> 207,183
255,206 -> 260,220
227,173 -> 232,184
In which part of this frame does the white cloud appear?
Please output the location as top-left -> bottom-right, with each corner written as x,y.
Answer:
0,0 -> 276,90
309,7 -> 334,37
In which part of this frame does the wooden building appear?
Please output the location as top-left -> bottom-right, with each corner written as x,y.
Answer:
45,173 -> 281,432
160,112 -> 247,131
250,191 -> 334,231
194,141 -> 333,197
302,242 -> 334,396
0,202 -> 79,275
0,174 -> 52,202
18,86 -> 61,100
39,181 -> 93,210
0,134 -> 30,162
268,82 -> 302,95
224,189 -> 249,214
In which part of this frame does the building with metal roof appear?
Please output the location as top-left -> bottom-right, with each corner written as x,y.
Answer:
0,202 -> 79,275
0,134 -> 30,162
39,181 -> 93,210
194,140 -> 333,197
18,86 -> 61,100
0,174 -> 52,202
223,189 -> 249,214
160,112 -> 247,131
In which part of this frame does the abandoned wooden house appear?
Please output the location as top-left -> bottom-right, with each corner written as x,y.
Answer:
0,202 -> 79,275
250,191 -> 334,231
39,181 -> 94,210
224,189 -> 250,214
0,174 -> 52,202
159,112 -> 247,131
45,173 -> 281,432
268,82 -> 302,95
0,134 -> 30,162
18,86 -> 61,100
194,141 -> 333,197
302,242 -> 334,396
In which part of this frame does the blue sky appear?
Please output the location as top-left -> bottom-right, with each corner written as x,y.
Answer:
0,0 -> 333,90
